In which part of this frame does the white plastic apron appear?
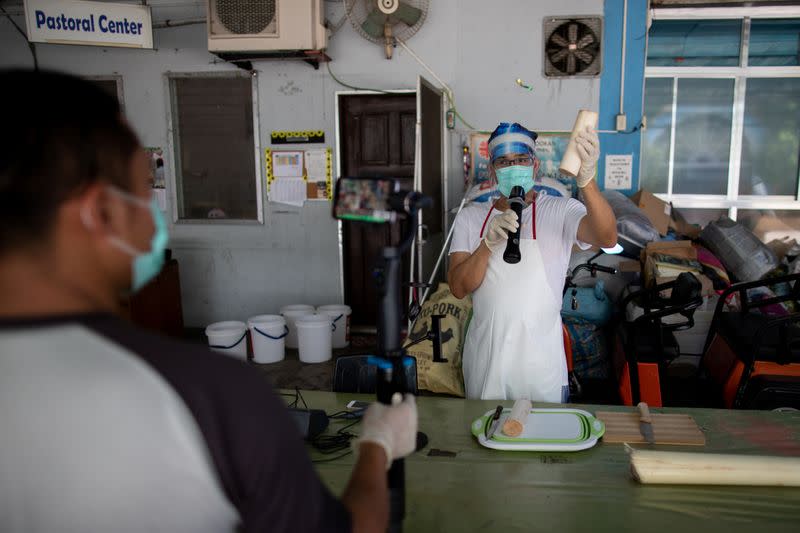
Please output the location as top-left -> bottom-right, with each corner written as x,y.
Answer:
463,199 -> 567,402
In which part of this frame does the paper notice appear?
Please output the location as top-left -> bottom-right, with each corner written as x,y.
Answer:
272,151 -> 304,177
153,188 -> 168,211
270,177 -> 306,207
305,149 -> 328,179
605,154 -> 633,190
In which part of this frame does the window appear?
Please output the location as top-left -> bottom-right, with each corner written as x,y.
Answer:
647,19 -> 742,67
642,11 -> 800,236
87,75 -> 124,110
168,73 -> 261,222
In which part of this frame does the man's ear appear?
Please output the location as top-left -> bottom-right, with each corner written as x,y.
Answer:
488,162 -> 497,184
76,183 -> 114,235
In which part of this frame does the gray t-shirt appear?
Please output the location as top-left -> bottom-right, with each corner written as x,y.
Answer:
0,314 -> 349,532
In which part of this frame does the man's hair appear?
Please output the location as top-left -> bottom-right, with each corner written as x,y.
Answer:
0,69 -> 141,253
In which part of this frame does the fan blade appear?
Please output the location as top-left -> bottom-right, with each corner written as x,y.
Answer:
394,2 -> 422,26
550,48 -> 569,63
550,33 -> 570,48
574,50 -> 594,64
567,54 -> 576,74
568,23 -> 578,43
576,34 -> 595,49
361,8 -> 389,39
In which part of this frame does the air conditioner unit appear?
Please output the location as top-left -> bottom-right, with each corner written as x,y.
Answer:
207,0 -> 327,53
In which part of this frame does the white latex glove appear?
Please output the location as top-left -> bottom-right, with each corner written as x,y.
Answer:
575,126 -> 600,188
482,209 -> 519,253
354,393 -> 418,469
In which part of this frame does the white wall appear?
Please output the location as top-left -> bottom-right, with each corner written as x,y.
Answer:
0,0 -> 603,326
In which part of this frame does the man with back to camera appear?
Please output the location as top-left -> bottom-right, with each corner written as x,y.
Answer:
448,122 -> 617,402
0,69 -> 417,533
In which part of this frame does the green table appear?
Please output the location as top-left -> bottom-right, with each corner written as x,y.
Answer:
298,391 -> 800,533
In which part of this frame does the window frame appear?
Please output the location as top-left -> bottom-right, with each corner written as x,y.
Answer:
85,74 -> 125,113
645,7 -> 800,221
164,71 -> 263,225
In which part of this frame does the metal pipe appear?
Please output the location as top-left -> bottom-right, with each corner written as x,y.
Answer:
153,18 -> 205,29
396,37 -> 455,108
620,0 -> 627,116
410,193 -> 469,331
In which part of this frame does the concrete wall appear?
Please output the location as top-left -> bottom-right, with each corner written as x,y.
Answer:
0,0 -> 644,326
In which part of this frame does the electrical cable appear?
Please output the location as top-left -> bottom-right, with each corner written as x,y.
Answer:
295,388 -> 309,409
326,61 -> 398,95
1,5 -> 38,70
312,417 -> 361,452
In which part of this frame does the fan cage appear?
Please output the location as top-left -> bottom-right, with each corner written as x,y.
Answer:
345,0 -> 429,44
543,16 -> 603,78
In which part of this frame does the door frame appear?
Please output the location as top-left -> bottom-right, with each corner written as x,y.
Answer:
413,76 -> 448,311
334,89 -> 417,303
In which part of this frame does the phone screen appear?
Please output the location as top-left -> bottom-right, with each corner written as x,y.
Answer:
333,177 -> 399,223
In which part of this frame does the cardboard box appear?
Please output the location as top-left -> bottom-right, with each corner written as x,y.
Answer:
618,260 -> 642,274
642,240 -> 696,263
640,240 -> 716,298
631,190 -> 671,236
669,207 -> 702,240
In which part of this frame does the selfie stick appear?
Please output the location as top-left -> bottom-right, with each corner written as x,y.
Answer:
373,191 -> 431,533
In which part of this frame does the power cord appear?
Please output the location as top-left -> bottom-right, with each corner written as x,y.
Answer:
326,62 -> 398,95
279,387 -> 310,409
310,413 -> 362,463
284,387 -> 365,463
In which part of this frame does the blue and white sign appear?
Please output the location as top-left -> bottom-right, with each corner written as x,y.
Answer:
24,0 -> 153,49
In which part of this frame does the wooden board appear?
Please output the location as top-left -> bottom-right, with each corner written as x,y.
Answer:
595,411 -> 706,446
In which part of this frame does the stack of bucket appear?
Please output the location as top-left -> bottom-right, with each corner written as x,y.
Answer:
204,321 -> 249,360
317,304 -> 352,349
204,303 -> 351,365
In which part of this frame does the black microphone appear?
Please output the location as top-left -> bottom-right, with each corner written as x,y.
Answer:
503,186 -> 526,264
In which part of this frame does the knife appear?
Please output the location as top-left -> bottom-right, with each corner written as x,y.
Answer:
485,405 -> 504,440
637,402 -> 655,444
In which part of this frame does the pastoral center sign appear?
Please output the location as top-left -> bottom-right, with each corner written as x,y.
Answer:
24,0 -> 153,49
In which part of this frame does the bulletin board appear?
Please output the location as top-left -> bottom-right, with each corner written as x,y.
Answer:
265,148 -> 333,206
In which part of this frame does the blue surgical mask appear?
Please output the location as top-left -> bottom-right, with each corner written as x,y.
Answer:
106,188 -> 169,292
495,165 -> 535,197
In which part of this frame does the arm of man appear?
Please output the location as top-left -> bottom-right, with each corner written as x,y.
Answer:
576,180 -> 617,248
343,393 -> 417,533
573,127 -> 617,248
447,247 -> 491,299
447,208 -> 518,298
341,443 -> 389,533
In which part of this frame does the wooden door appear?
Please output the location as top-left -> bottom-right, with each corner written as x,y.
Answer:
339,94 -> 415,329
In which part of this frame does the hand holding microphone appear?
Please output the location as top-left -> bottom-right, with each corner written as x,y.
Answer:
483,208 -> 519,254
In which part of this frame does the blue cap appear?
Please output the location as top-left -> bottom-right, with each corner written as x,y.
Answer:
487,122 -> 538,161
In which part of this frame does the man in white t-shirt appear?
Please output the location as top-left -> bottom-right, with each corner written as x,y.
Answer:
447,122 -> 617,402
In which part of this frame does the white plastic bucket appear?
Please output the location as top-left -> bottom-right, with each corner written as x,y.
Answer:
317,304 -> 352,349
247,315 -> 288,364
280,304 -> 315,349
205,321 -> 248,360
296,314 -> 333,363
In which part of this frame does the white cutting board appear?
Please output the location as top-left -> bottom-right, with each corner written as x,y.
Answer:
471,408 -> 605,452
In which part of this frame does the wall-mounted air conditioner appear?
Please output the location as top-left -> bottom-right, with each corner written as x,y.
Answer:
207,0 -> 327,53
